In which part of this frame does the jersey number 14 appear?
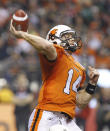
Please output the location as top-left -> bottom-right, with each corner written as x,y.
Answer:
64,69 -> 82,94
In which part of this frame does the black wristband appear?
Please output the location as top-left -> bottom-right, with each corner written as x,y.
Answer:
85,83 -> 96,94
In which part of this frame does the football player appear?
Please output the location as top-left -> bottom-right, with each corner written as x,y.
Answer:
10,22 -> 99,131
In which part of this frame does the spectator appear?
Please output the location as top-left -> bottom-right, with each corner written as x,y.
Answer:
12,73 -> 33,131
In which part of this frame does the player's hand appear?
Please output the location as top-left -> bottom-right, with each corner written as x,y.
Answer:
9,19 -> 23,38
88,66 -> 99,86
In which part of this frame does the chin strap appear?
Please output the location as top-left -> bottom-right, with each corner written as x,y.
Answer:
63,40 -> 77,52
66,45 -> 77,52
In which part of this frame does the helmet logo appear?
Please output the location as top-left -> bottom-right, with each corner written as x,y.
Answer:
50,29 -> 58,35
49,29 -> 58,40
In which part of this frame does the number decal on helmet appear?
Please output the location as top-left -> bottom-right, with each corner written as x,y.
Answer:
48,29 -> 58,40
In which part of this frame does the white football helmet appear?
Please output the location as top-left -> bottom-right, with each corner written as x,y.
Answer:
49,124 -> 68,131
46,25 -> 82,52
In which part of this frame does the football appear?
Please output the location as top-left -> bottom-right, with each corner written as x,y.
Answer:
12,9 -> 28,32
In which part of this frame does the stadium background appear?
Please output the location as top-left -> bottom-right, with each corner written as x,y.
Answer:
0,0 -> 110,131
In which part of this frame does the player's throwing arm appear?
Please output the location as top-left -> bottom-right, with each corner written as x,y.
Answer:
10,19 -> 57,61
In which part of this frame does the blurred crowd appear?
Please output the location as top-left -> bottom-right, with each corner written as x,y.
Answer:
0,0 -> 110,131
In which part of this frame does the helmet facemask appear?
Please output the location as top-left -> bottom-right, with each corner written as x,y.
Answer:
48,30 -> 82,52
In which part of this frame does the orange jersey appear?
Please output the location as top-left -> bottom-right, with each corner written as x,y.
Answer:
36,44 -> 86,118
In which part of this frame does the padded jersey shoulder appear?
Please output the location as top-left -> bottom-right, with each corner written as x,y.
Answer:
38,44 -> 65,66
74,60 -> 85,72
